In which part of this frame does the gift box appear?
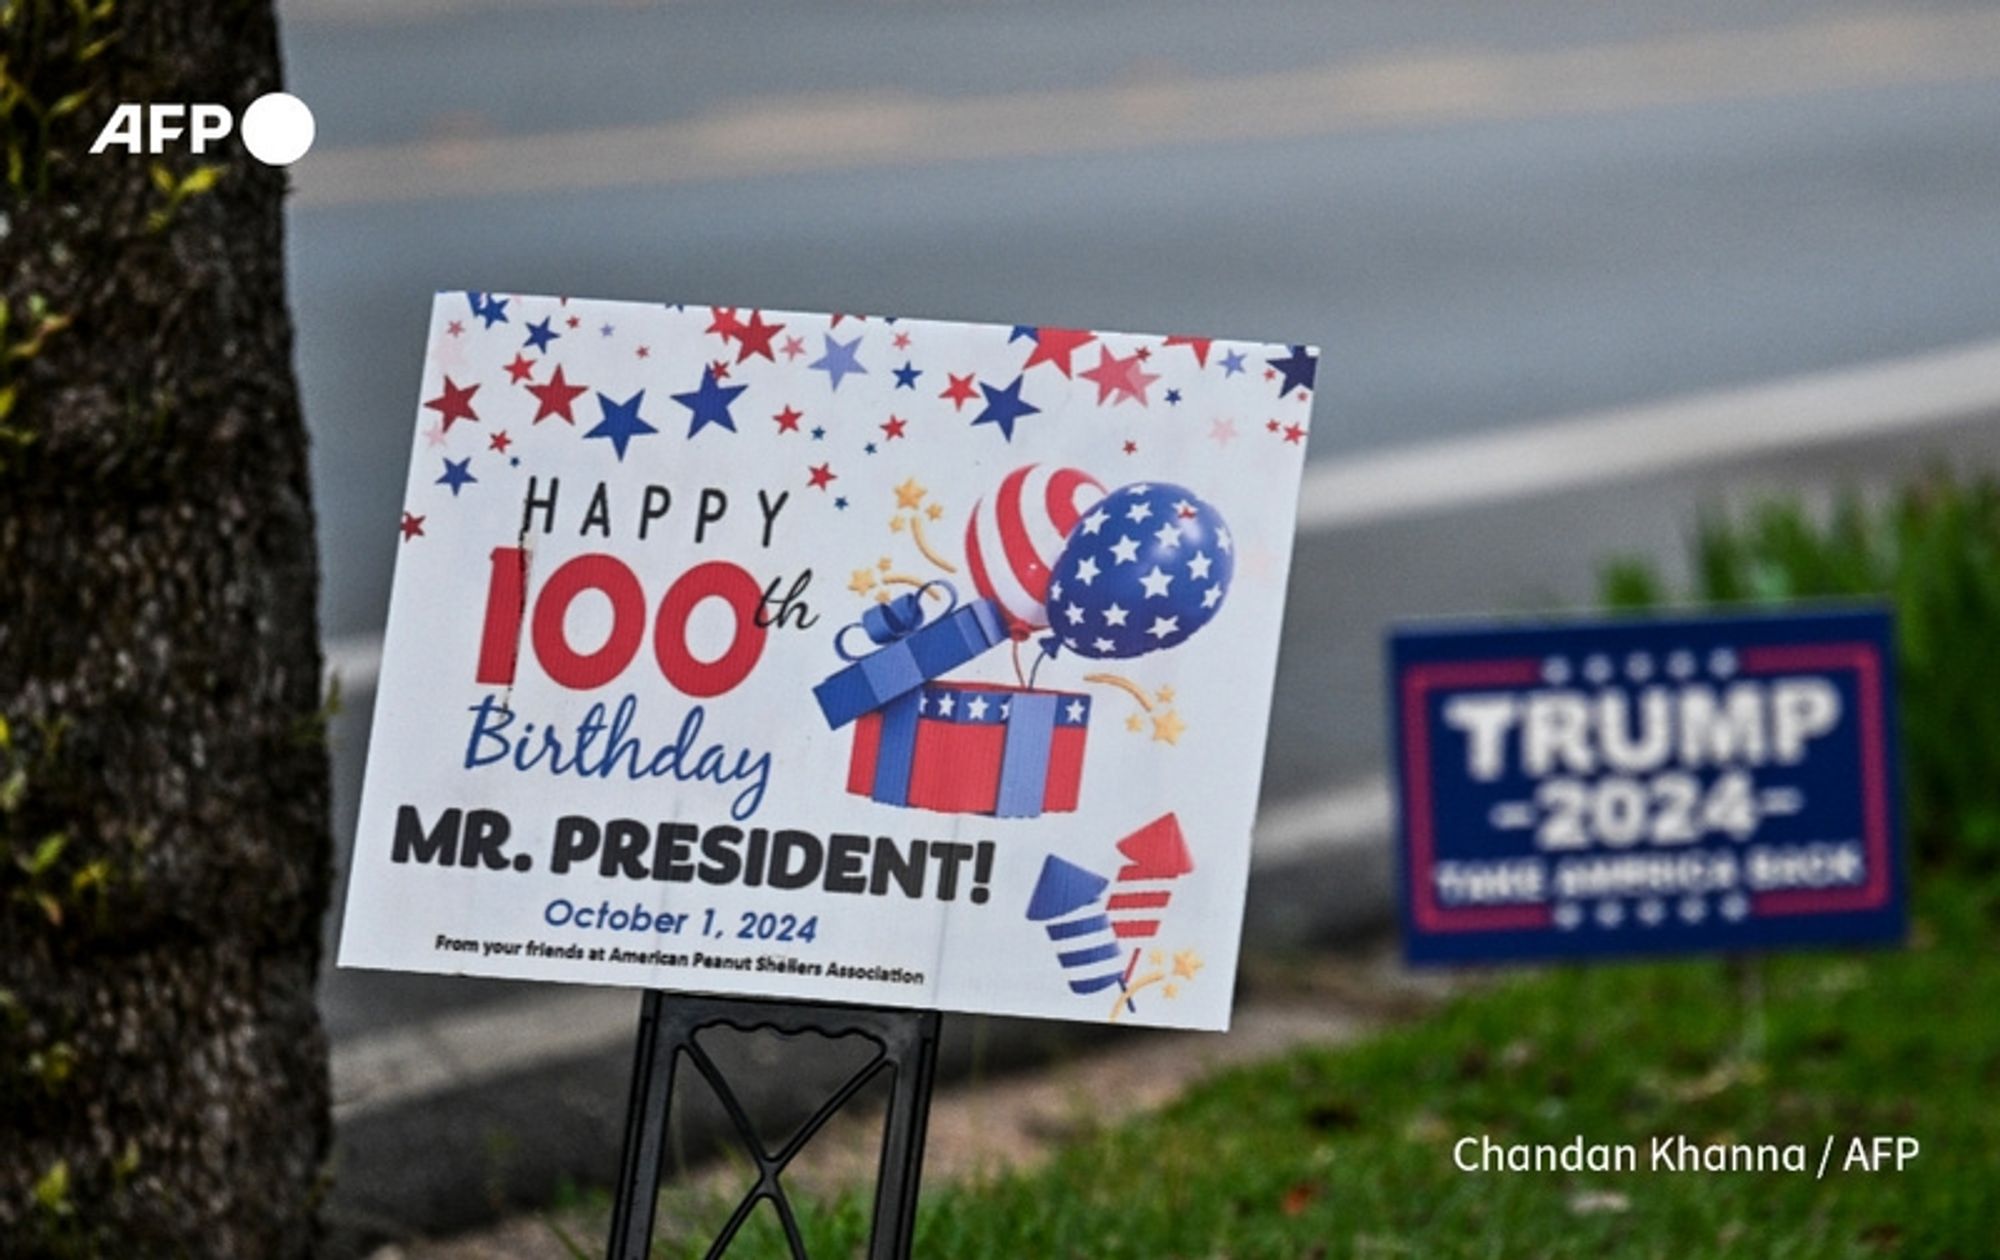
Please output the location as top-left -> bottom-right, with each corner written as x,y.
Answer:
814,583 -> 1009,731
845,681 -> 1090,818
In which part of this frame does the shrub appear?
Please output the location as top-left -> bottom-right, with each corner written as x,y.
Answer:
1600,472 -> 2000,871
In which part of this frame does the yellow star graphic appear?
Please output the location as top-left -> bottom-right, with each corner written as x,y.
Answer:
1151,708 -> 1187,745
889,516 -> 907,533
1125,713 -> 1145,733
1172,949 -> 1204,980
925,502 -> 945,520
877,556 -> 894,572
848,569 -> 877,595
1162,983 -> 1180,999
1148,949 -> 1165,965
875,590 -> 892,603
894,477 -> 927,510
1156,684 -> 1177,703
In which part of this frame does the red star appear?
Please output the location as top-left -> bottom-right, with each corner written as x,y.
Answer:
566,315 -> 581,329
1022,327 -> 1097,377
829,312 -> 867,327
892,330 -> 912,350
446,320 -> 465,337
781,335 -> 807,360
880,414 -> 908,440
399,511 -> 425,541
504,354 -> 536,384
706,306 -> 743,342
1264,368 -> 1277,381
1163,335 -> 1212,366
1283,422 -> 1307,444
939,373 -> 979,410
527,365 -> 588,424
489,430 -> 513,453
807,463 -> 837,490
710,359 -> 732,380
1266,418 -> 1281,432
1178,502 -> 1198,519
424,376 -> 480,430
773,405 -> 804,433
635,345 -> 651,359
735,310 -> 785,362
1078,347 -> 1159,406
1122,440 -> 1138,455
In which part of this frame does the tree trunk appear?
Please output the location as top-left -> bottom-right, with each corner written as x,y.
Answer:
1,2 -> 332,1255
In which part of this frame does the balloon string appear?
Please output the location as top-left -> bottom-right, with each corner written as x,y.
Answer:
1011,639 -> 1027,688
1083,672 -> 1154,711
1027,640 -> 1055,690
908,515 -> 958,574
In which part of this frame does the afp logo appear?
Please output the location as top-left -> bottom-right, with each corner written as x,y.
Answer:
89,92 -> 315,166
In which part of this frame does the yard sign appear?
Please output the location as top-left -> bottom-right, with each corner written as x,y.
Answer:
1390,609 -> 1905,965
336,293 -> 1317,1029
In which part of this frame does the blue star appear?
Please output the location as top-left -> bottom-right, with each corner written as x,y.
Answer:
671,367 -> 748,438
811,426 -> 826,440
1219,350 -> 1246,377
893,360 -> 921,389
972,374 -> 1040,441
809,334 -> 868,390
600,323 -> 615,337
437,456 -> 476,496
585,390 -> 658,460
523,317 -> 559,352
1166,388 -> 1182,405
475,294 -> 508,328
1267,345 -> 1318,395
864,442 -> 878,455
834,496 -> 850,510
1009,325 -> 1038,343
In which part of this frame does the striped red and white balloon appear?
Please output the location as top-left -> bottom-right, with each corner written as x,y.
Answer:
964,464 -> 1106,635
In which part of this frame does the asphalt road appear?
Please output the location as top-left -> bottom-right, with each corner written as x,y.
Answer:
274,0 -> 2000,1240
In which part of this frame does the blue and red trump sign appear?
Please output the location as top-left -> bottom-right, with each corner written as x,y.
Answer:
1389,609 -> 1905,965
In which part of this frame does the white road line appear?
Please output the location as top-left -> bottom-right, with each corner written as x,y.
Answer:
321,336 -> 2000,695
290,11 -> 2000,208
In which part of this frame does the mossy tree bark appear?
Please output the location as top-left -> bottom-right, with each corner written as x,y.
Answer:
1,2 -> 332,1255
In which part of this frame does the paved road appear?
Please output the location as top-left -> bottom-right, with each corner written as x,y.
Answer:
274,0 -> 2000,1240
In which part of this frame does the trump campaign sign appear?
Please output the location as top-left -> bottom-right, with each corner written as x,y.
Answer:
1389,609 -> 1905,966
335,293 -> 1318,1029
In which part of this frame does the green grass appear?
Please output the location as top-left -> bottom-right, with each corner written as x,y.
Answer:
647,878 -> 2000,1258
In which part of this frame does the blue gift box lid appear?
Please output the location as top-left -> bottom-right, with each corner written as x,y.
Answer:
813,584 -> 1009,729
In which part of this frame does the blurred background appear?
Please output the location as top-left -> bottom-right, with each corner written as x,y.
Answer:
276,0 -> 2000,1250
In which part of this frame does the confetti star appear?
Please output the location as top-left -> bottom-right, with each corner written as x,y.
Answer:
1209,418 -> 1238,445
877,556 -> 893,572
566,314 -> 581,329
527,365 -> 588,424
781,335 -> 806,360
399,511 -> 425,541
972,374 -> 1040,440
939,373 -> 979,411
488,430 -> 512,453
1165,388 -> 1182,405
475,294 -> 509,327
773,405 -> 804,434
834,496 -> 849,509
1162,335 -> 1212,366
446,320 -> 464,337
1009,324 -> 1038,342
1021,327 -> 1097,377
436,456 -> 476,496
705,307 -> 744,342
881,414 -> 908,440
894,477 -> 927,509
1151,708 -> 1187,744
585,390 -> 659,461
1267,418 -> 1281,433
1171,950 -> 1203,980
893,330 -> 912,349
1219,350 -> 1246,376
889,516 -> 906,533
809,333 -> 868,390
1157,684 -> 1176,703
1283,421 -> 1307,444
734,310 -> 785,362
811,426 -> 826,440
672,365 -> 749,437
1078,346 -> 1159,406
523,316 -> 559,352
807,463 -> 837,490
600,323 -> 614,337
892,360 -> 922,389
503,353 -> 536,384
1267,344 -> 1318,396
1123,440 -> 1138,454
864,442 -> 878,455
422,421 -> 449,448
424,376 -> 481,432
848,568 -> 877,595
925,502 -> 944,521
1125,712 -> 1145,733
636,345 -> 651,359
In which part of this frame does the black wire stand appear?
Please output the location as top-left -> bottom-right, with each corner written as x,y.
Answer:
606,991 -> 943,1259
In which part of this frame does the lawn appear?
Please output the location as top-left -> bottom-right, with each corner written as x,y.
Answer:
643,876 -> 2000,1258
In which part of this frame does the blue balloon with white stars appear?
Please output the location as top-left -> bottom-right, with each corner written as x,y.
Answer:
1044,482 -> 1233,660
